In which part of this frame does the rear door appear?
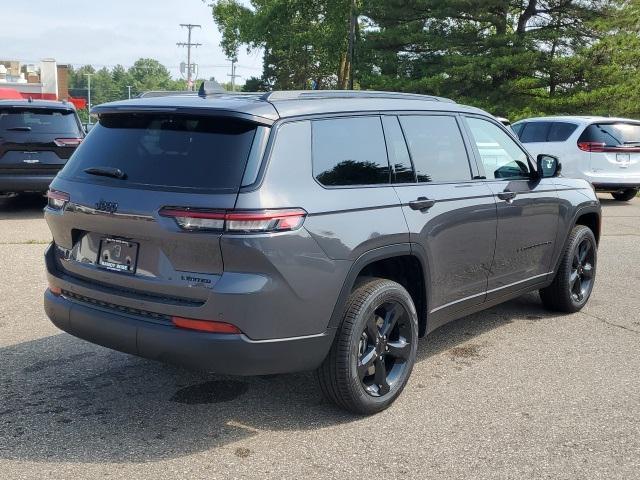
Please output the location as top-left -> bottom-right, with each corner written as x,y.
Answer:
387,114 -> 497,326
578,121 -> 640,176
46,112 -> 266,301
0,105 -> 83,176
464,115 -> 559,296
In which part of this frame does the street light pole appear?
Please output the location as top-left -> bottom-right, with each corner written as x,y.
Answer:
127,85 -> 132,99
84,73 -> 93,124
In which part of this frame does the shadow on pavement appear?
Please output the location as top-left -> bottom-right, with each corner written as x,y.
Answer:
0,194 -> 47,220
0,292 -> 553,464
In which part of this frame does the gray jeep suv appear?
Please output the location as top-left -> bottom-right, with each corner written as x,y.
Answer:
44,88 -> 601,414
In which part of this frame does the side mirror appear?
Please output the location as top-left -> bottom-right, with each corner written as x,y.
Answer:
536,154 -> 561,178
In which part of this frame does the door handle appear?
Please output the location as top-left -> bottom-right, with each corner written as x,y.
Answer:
497,190 -> 517,202
409,197 -> 436,211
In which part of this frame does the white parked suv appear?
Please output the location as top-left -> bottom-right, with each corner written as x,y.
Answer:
512,116 -> 640,201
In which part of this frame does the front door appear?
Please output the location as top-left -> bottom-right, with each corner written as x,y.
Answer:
464,116 -> 559,297
384,115 -> 497,328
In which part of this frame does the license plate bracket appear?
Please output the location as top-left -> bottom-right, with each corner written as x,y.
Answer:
616,153 -> 631,168
98,237 -> 139,273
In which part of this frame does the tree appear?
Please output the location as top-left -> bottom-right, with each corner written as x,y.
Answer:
360,0 -> 618,118
128,58 -> 174,92
211,0 -> 355,89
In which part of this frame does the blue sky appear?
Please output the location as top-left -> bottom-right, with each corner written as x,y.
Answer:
1,0 -> 262,84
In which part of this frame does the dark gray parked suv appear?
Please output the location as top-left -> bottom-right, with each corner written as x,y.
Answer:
0,99 -> 84,195
44,89 -> 601,414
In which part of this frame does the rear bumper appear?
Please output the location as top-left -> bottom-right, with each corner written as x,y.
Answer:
0,174 -> 55,193
591,183 -> 640,192
44,289 -> 334,375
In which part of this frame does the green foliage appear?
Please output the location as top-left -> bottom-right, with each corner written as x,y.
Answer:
211,0 -> 640,119
68,58 -> 189,119
211,0 -> 354,89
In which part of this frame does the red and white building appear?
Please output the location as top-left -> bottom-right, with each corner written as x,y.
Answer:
0,58 -> 86,109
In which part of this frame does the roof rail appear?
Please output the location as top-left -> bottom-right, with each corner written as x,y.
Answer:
260,90 -> 456,103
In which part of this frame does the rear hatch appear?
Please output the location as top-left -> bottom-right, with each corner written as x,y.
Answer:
0,104 -> 83,175
578,121 -> 640,176
46,111 -> 268,301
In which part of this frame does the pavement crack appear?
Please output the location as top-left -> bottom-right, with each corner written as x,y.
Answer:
580,310 -> 640,335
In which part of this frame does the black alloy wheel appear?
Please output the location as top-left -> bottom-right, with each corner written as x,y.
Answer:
356,301 -> 413,397
540,225 -> 597,312
316,277 -> 419,415
570,238 -> 595,303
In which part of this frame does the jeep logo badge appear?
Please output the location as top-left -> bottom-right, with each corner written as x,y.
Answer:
95,199 -> 118,214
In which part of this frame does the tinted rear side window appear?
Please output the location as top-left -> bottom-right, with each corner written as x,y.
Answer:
519,122 -> 550,143
547,122 -> 578,141
312,117 -> 390,186
518,121 -> 577,142
60,114 -> 258,192
399,115 -> 471,182
579,122 -> 640,147
0,107 -> 80,134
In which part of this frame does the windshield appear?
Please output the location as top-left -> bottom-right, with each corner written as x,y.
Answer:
60,113 -> 259,192
0,107 -> 80,134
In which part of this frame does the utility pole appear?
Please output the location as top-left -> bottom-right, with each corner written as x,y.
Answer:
347,0 -> 357,90
84,73 -> 93,124
177,23 -> 201,91
227,59 -> 240,92
126,85 -> 132,99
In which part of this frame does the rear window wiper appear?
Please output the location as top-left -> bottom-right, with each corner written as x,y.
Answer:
83,166 -> 127,180
5,126 -> 32,131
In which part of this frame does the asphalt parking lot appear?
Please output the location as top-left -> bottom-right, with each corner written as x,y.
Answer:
0,194 -> 638,480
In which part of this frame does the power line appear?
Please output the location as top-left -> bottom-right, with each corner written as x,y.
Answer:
176,23 -> 202,91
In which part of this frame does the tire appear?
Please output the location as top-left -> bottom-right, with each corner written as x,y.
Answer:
540,225 -> 597,313
316,277 -> 419,415
611,188 -> 638,201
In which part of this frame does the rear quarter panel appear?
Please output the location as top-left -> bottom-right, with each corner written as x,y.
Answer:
231,119 -> 410,336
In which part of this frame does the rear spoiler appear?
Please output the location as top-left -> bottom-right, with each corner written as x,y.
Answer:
90,105 -> 275,126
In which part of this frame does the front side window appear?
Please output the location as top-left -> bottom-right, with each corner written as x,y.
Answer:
466,117 -> 530,180
399,115 -> 471,182
312,117 -> 390,186
512,122 -> 525,136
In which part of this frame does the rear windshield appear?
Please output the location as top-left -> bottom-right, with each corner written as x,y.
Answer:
0,107 -> 80,134
579,122 -> 640,147
60,114 -> 258,192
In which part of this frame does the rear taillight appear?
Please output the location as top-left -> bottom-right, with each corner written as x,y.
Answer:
54,138 -> 83,147
576,141 -> 640,153
577,141 -> 606,152
158,209 -> 225,231
48,285 -> 62,296
159,208 -> 307,233
46,190 -> 70,210
171,316 -> 241,334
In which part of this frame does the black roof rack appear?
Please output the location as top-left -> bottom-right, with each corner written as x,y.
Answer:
259,90 -> 456,103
